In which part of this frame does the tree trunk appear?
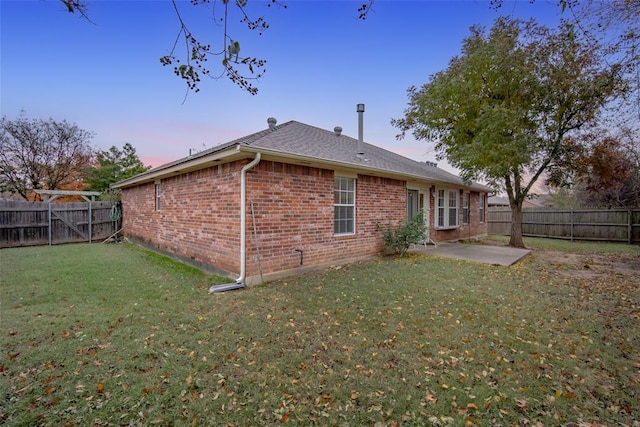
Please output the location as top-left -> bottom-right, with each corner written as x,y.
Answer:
509,202 -> 526,248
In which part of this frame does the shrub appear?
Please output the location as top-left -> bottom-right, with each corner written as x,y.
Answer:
382,211 -> 426,256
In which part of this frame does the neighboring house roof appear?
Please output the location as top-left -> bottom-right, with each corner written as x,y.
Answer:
489,194 -> 552,208
488,196 -> 510,206
113,120 -> 490,191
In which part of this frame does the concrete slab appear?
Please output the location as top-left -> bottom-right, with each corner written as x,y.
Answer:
409,242 -> 530,266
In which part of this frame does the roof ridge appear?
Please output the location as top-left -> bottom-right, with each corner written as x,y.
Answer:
114,118 -> 491,192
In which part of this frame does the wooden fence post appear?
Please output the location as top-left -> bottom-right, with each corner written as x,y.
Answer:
48,202 -> 52,246
88,202 -> 92,243
570,208 -> 574,242
629,209 -> 632,245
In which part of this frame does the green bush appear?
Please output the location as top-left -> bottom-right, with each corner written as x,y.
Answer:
382,210 -> 426,256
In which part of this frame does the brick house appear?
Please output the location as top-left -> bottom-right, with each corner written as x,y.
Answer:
113,116 -> 490,287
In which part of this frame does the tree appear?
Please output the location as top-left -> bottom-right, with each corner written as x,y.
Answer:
569,0 -> 640,122
0,115 -> 93,200
392,17 -> 624,247
572,130 -> 640,208
84,143 -> 150,193
492,0 -> 639,122
60,0 -> 375,96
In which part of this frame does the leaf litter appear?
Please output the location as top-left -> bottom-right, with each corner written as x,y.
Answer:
1,242 -> 638,425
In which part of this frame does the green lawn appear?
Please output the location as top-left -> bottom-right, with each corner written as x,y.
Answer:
1,241 -> 638,426
484,234 -> 640,254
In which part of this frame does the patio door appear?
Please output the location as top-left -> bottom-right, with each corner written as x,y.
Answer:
407,189 -> 420,221
408,189 -> 431,244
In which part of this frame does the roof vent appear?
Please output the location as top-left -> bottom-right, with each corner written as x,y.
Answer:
267,117 -> 277,129
334,126 -> 342,136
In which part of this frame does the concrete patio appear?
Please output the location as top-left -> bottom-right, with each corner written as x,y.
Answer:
408,242 -> 531,266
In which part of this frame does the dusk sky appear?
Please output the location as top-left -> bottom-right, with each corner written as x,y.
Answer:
1,0 -> 563,172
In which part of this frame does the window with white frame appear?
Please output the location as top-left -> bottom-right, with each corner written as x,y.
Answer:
436,188 -> 459,228
155,182 -> 161,211
479,193 -> 485,223
462,192 -> 470,224
334,177 -> 355,234
437,189 -> 445,227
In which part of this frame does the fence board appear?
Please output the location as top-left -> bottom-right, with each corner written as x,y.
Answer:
488,207 -> 640,244
0,200 -> 118,248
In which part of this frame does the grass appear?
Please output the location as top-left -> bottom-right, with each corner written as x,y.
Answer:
484,234 -> 640,254
1,241 -> 639,426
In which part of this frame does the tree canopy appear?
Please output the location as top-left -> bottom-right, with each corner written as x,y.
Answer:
393,17 -> 624,247
0,115 -> 93,200
554,129 -> 640,208
61,0 -> 374,96
84,143 -> 150,194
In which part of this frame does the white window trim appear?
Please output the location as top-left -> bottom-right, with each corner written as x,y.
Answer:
154,180 -> 161,211
436,188 -> 460,229
334,176 -> 356,235
479,193 -> 486,223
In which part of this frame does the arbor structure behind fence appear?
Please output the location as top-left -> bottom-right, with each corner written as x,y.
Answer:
0,200 -> 118,248
488,208 -> 640,244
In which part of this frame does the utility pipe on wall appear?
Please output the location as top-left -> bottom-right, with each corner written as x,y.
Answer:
356,103 -> 365,156
236,152 -> 261,286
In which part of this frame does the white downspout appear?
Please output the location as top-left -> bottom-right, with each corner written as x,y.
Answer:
236,153 -> 261,286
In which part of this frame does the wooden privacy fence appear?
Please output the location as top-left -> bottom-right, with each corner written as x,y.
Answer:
0,200 -> 119,248
488,207 -> 640,244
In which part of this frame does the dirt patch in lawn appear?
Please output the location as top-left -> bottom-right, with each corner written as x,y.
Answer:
531,250 -> 640,284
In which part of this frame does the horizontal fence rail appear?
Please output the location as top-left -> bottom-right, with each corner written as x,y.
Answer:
488,207 -> 640,244
0,200 -> 118,248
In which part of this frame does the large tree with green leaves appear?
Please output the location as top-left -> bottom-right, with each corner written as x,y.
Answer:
392,17 -> 624,247
84,143 -> 150,193
0,115 -> 93,200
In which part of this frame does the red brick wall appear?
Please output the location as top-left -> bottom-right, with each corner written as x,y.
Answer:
244,161 -> 406,281
121,158 -> 486,283
121,161 -> 244,275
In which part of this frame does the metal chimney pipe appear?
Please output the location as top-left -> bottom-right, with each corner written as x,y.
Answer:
356,103 -> 365,155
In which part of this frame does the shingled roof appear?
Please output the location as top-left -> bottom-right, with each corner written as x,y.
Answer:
114,120 -> 489,191
245,121 -> 485,188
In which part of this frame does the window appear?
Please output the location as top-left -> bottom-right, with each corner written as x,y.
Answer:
448,191 -> 458,226
334,177 -> 355,234
462,192 -> 470,224
155,182 -> 161,211
436,188 -> 459,228
437,189 -> 445,227
479,193 -> 485,223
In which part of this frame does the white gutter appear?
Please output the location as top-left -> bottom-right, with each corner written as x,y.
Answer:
236,152 -> 262,286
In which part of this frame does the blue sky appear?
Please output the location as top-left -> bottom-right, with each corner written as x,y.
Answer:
1,0 -> 563,171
